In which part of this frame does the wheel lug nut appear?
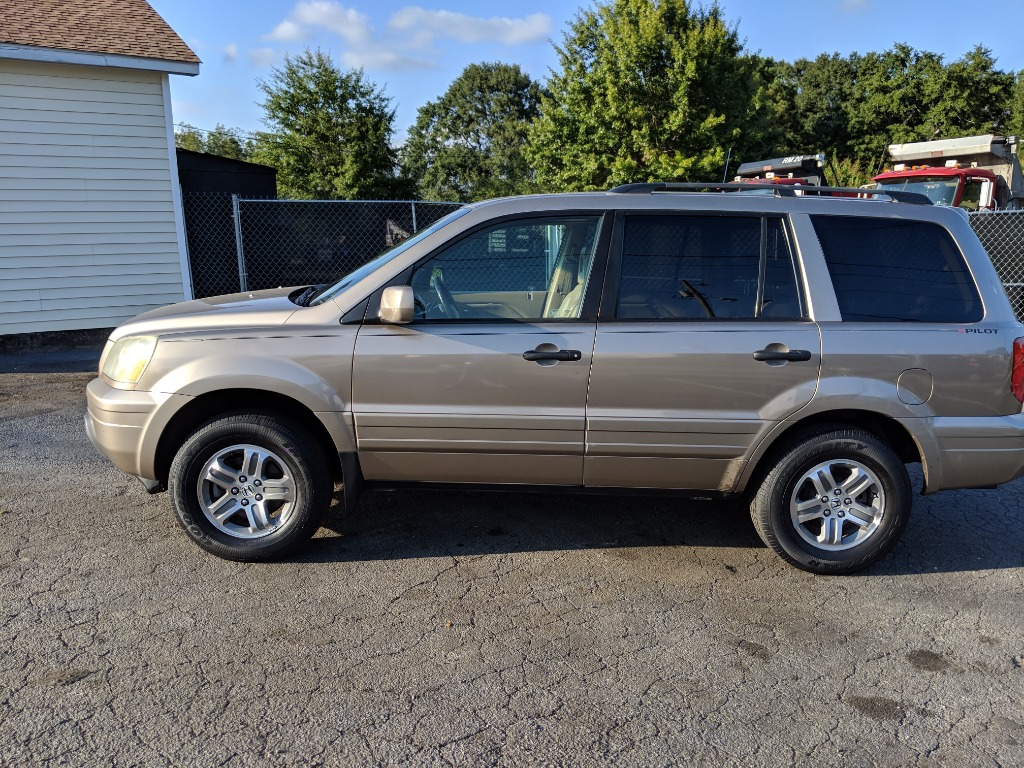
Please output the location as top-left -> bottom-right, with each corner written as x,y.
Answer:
838,511 -> 845,518
255,494 -> 263,501
231,488 -> 239,495
820,496 -> 828,503
254,480 -> 262,487
241,499 -> 249,506
824,510 -> 831,516
239,475 -> 247,483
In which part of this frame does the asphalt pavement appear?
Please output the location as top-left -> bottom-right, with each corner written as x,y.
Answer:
1,346 -> 1022,766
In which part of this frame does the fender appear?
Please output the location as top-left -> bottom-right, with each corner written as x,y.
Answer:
132,332 -> 359,478
733,375 -> 942,494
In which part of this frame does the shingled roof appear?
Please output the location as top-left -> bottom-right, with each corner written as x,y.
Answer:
0,0 -> 200,65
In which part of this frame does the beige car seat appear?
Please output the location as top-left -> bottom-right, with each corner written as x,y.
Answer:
552,262 -> 587,318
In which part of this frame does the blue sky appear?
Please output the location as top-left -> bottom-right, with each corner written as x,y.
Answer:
148,0 -> 1024,142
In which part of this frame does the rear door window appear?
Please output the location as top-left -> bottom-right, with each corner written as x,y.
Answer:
811,216 -> 982,322
615,215 -> 802,319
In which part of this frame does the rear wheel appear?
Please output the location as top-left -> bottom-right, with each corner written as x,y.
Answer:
168,413 -> 332,561
750,428 -> 911,574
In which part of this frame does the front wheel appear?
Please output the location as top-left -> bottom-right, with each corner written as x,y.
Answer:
168,413 -> 332,561
750,428 -> 911,574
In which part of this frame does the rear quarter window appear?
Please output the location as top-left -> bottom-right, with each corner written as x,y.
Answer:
810,215 -> 982,323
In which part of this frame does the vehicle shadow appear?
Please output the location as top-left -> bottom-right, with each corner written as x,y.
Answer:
292,484 -> 1024,575
301,488 -> 761,563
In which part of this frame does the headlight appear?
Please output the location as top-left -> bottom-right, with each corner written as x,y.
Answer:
102,336 -> 158,384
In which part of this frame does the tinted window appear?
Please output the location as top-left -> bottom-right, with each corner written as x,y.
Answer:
811,216 -> 982,322
960,180 -> 983,212
616,215 -> 801,319
763,219 -> 803,318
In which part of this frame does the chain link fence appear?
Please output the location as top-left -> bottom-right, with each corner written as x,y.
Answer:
969,211 -> 1024,320
181,193 -> 463,298
183,196 -> 1024,320
181,191 -> 247,298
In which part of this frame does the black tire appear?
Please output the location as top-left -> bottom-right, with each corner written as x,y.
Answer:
168,412 -> 332,561
750,428 -> 911,575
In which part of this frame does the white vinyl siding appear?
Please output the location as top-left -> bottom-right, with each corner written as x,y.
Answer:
0,60 -> 186,335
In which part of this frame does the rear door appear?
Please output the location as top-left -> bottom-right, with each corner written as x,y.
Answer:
585,212 -> 821,491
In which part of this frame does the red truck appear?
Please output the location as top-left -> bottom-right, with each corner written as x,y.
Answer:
872,135 -> 1023,211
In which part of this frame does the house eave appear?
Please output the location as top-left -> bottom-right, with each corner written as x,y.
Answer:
0,43 -> 200,76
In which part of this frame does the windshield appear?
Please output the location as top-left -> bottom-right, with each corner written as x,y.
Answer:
310,206 -> 470,306
876,176 -> 959,206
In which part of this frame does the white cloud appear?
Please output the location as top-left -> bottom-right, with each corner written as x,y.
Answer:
297,1 -> 373,44
248,47 -> 279,68
387,7 -> 552,45
265,1 -> 372,45
261,3 -> 550,72
840,0 -> 872,12
341,49 -> 436,71
222,43 -> 238,63
266,19 -> 307,42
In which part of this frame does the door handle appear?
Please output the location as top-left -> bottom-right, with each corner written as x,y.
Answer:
753,348 -> 812,362
523,349 -> 582,362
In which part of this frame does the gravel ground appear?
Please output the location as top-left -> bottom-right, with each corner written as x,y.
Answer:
1,348 -> 1022,766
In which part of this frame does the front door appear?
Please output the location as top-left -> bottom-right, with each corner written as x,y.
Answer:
585,212 -> 821,491
352,214 -> 607,485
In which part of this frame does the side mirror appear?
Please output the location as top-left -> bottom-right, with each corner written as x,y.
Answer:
378,285 -> 415,324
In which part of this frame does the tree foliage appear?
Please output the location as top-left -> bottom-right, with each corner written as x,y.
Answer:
1005,70 -> 1024,145
252,49 -> 406,199
843,44 -> 1011,172
401,62 -> 543,202
527,0 -> 768,190
780,54 -> 858,161
174,123 -> 254,161
228,9 -> 1021,198
773,45 -> 1013,176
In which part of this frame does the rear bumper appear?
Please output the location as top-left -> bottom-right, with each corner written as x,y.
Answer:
918,413 -> 1024,492
85,377 -> 191,483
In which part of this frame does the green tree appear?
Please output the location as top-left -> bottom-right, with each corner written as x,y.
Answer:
174,123 -> 255,161
847,44 -> 1013,173
401,62 -> 543,201
174,123 -> 205,153
930,46 -> 1013,138
826,157 -> 873,188
203,124 -> 254,161
1008,70 -> 1024,154
734,54 -> 799,175
528,0 -> 761,190
783,53 -> 858,160
252,49 -> 406,199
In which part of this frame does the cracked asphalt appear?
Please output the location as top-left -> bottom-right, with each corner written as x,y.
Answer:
1,347 -> 1023,766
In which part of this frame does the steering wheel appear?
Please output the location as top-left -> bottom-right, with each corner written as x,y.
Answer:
429,272 -> 461,319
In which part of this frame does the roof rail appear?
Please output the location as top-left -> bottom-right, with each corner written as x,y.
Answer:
607,182 -> 933,205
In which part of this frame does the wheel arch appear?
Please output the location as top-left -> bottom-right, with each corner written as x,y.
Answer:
739,409 -> 925,494
153,389 -> 344,488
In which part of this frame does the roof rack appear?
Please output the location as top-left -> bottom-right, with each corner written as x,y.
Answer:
607,182 -> 933,205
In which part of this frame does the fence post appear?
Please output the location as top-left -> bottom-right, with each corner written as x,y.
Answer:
411,200 -> 418,233
231,194 -> 248,293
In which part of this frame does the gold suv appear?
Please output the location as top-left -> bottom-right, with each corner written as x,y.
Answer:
86,185 -> 1024,573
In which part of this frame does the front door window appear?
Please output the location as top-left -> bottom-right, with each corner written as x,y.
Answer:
409,217 -> 602,321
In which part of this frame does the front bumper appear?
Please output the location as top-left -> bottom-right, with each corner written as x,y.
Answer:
85,377 -> 191,483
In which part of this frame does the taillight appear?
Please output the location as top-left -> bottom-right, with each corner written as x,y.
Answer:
1012,338 -> 1024,403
